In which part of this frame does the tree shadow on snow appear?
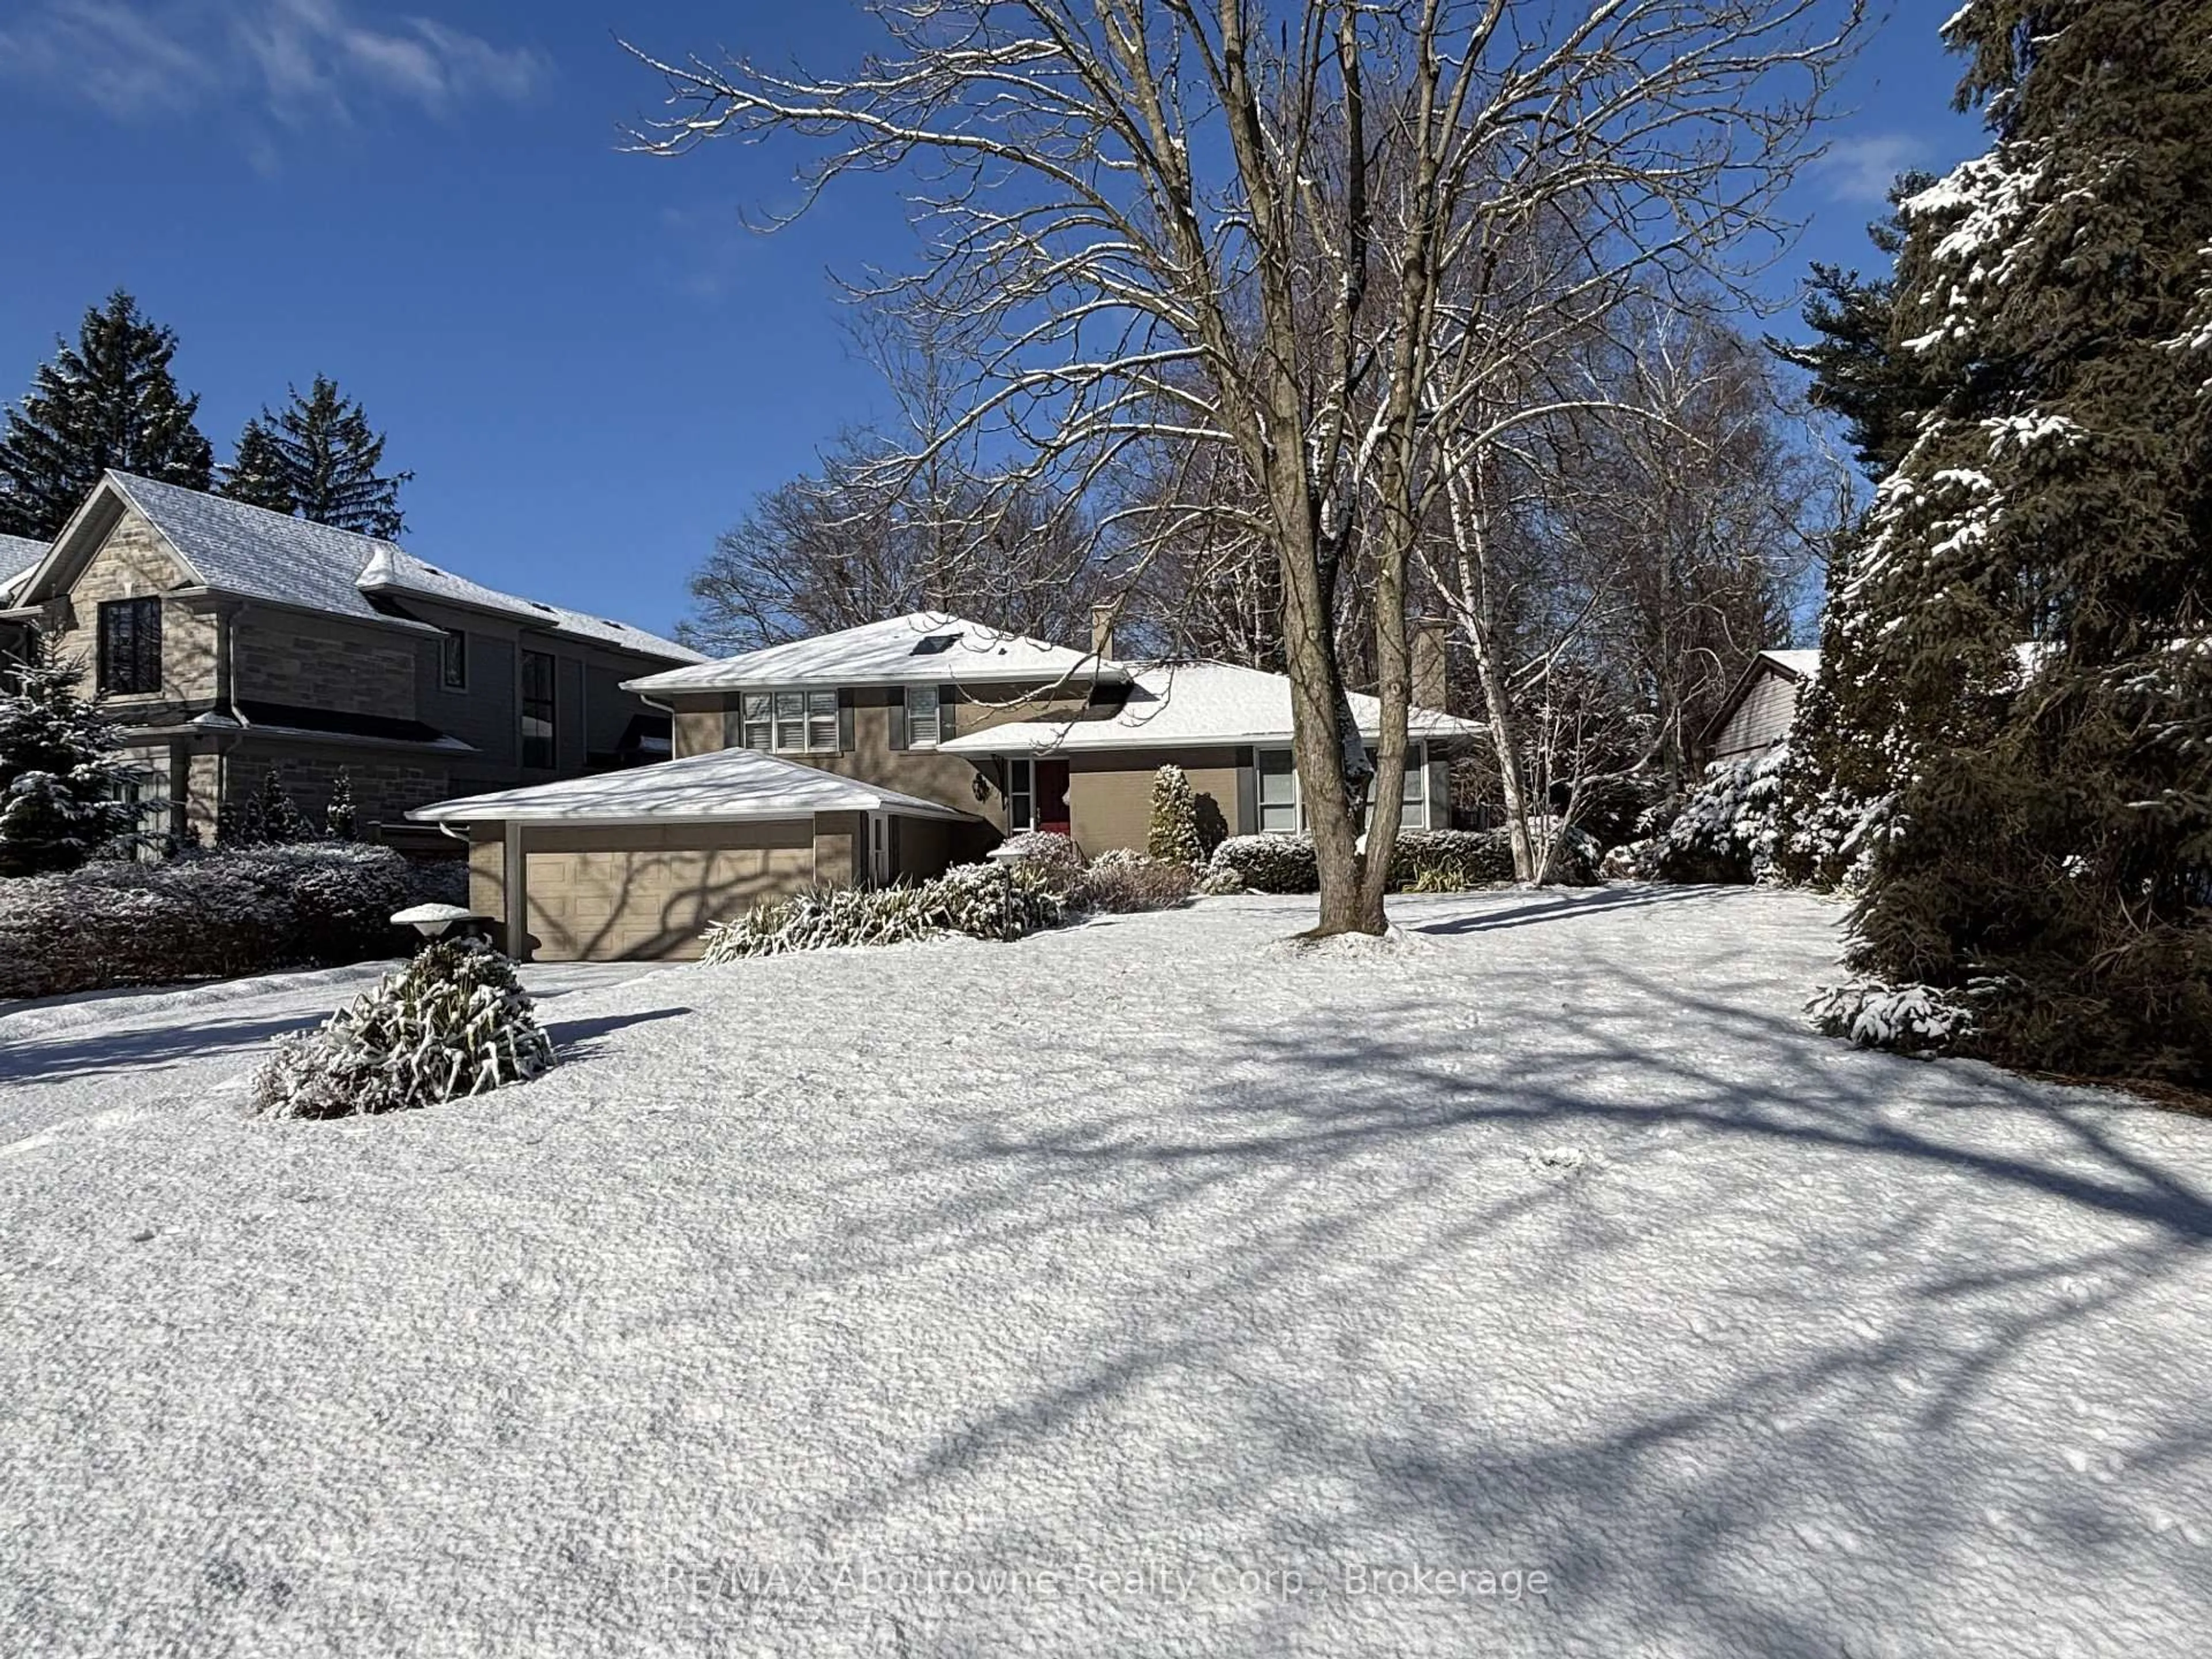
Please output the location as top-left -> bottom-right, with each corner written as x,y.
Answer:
783,941 -> 2212,1650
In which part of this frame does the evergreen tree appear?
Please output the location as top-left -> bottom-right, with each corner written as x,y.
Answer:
220,376 -> 410,538
1807,0 -> 2212,1081
220,418 -> 296,516
1146,764 -> 1205,866
0,637 -> 142,875
250,770 -> 315,846
324,768 -> 357,840
0,291 -> 214,540
1771,175 -> 1940,481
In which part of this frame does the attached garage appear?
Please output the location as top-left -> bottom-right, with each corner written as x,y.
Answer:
410,748 -> 978,962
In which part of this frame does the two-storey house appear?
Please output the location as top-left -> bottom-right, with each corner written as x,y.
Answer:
0,472 -> 703,846
411,611 -> 1483,960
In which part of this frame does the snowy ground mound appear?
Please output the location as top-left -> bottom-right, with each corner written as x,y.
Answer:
2,887 -> 2207,1657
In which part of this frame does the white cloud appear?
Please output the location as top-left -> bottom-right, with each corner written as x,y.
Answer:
0,0 -> 548,126
1814,134 -> 1935,206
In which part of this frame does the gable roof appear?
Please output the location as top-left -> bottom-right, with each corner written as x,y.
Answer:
938,660 -> 1487,755
18,473 -> 703,664
1696,648 -> 1821,751
0,533 -> 44,605
624,611 -> 1117,694
408,744 -> 971,825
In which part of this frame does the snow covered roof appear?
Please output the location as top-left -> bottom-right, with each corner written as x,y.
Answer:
1760,649 -> 1820,680
21,474 -> 703,664
624,611 -> 1116,694
939,660 -> 1487,755
0,533 -> 44,605
408,745 -> 972,825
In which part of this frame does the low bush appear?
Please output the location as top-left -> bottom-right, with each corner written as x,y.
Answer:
1208,834 -> 1319,893
252,938 -> 556,1120
1806,979 -> 1979,1057
990,830 -> 1086,889
701,859 -> 1071,960
1195,865 -> 1247,896
1644,751 -> 1789,884
1071,848 -> 1195,913
1206,827 -> 1596,894
0,844 -> 461,1000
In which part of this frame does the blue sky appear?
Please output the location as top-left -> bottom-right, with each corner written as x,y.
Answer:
0,2 -> 1983,639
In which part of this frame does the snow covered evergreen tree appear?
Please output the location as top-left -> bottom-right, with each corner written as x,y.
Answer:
0,291 -> 213,540
221,376 -> 410,539
324,769 -> 357,840
0,638 -> 141,876
1805,0 -> 2212,1081
1146,764 -> 1205,866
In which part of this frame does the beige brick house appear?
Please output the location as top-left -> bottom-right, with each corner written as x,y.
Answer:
0,472 -> 703,844
414,611 -> 1484,960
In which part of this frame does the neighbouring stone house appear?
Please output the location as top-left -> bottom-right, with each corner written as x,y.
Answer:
412,610 -> 1486,960
0,472 -> 703,846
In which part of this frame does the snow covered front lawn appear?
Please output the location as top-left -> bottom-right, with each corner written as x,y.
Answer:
3,887 -> 2208,1656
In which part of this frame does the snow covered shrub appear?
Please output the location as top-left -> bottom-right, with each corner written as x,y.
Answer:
1207,834 -> 1319,893
1806,980 -> 1978,1058
1071,849 -> 1195,912
252,938 -> 555,1120
1650,751 -> 1789,884
991,830 -> 1085,890
0,844 -> 449,999
700,861 -> 1070,960
1146,764 -> 1206,866
1389,830 -> 1517,892
1195,865 -> 1246,896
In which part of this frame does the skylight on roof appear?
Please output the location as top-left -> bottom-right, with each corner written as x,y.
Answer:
911,633 -> 960,656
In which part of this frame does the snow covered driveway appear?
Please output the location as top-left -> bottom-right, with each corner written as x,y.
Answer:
3,887 -> 2207,1657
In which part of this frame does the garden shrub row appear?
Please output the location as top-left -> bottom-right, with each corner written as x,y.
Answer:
0,844 -> 465,1000
1205,827 -> 1597,894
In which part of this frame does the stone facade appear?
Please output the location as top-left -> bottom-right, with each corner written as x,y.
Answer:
234,614 -> 419,717
44,507 -> 217,712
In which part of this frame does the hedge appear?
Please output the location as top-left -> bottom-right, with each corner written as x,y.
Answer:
0,845 -> 465,1000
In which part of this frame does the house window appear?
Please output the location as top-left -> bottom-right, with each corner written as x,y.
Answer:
97,598 -> 162,695
906,684 -> 941,748
440,628 -> 468,690
521,650 -> 556,768
1254,744 -> 1427,833
744,688 -> 840,753
1257,748 -> 1299,834
1006,757 -> 1033,831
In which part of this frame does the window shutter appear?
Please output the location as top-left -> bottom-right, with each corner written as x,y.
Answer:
838,698 -> 854,753
938,685 -> 958,742
889,696 -> 908,751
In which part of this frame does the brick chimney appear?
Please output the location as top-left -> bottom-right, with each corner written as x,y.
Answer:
1090,602 -> 1118,660
1412,616 -> 1450,710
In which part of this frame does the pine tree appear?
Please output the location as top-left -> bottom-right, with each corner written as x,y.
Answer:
1146,764 -> 1205,866
221,376 -> 409,538
0,637 -> 142,875
251,770 -> 315,845
220,418 -> 296,516
1807,0 -> 2212,1081
1770,175 -> 1940,482
324,768 -> 357,840
0,291 -> 214,540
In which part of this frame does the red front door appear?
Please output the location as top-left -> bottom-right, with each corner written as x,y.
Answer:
1036,759 -> 1071,835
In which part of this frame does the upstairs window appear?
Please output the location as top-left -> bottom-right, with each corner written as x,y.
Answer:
521,650 -> 556,768
440,628 -> 468,690
97,598 -> 162,695
741,688 -> 840,754
905,684 -> 941,747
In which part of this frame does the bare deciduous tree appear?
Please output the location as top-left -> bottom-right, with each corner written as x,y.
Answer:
627,0 -> 1858,933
